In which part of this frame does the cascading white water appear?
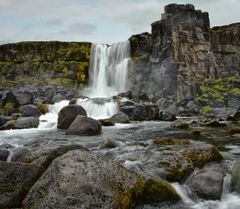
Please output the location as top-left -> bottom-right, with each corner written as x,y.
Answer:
172,173 -> 240,209
33,41 -> 130,129
83,41 -> 130,98
78,41 -> 130,119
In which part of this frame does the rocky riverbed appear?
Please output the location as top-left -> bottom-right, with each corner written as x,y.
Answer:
0,113 -> 240,208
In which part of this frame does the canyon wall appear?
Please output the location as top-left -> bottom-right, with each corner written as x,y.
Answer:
0,41 -> 91,97
129,4 -> 240,111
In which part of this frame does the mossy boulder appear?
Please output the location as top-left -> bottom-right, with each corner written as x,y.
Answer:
153,138 -> 190,145
143,178 -> 180,204
22,150 -> 145,209
180,144 -> 223,168
171,119 -> 189,129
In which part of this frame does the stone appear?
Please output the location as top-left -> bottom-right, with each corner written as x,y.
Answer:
143,178 -> 180,204
185,164 -> 225,200
111,112 -> 130,124
202,119 -> 227,127
0,148 -> 9,161
159,111 -> 177,121
15,117 -> 39,129
57,104 -> 87,129
22,150 -> 144,209
98,118 -> 115,126
171,119 -> 189,129
19,104 -> 41,117
0,120 -> 16,130
66,116 -> 102,136
158,152 -> 194,182
180,144 -> 223,168
0,115 -> 7,126
0,161 -> 42,208
15,93 -> 33,105
153,138 -> 190,145
11,147 -> 31,162
231,159 -> 240,193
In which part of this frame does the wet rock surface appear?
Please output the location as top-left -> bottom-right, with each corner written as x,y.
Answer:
57,104 -> 87,129
66,115 -> 102,136
22,150 -> 145,209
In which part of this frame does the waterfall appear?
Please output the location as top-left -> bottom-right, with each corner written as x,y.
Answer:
83,41 -> 130,98
36,41 -> 130,129
78,41 -> 130,119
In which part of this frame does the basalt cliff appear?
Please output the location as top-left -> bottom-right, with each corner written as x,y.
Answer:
1,3 -> 240,115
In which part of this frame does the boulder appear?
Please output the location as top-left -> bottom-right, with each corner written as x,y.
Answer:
98,118 -> 115,126
57,104 -> 87,129
231,159 -> 240,193
19,104 -> 41,117
0,120 -> 16,130
153,138 -> 190,145
202,119 -> 227,127
180,144 -> 223,168
159,111 -> 177,121
15,93 -> 33,105
15,117 -> 39,129
158,152 -> 194,182
0,161 -> 41,208
22,150 -> 144,209
0,148 -> 9,161
11,147 -> 31,162
111,112 -> 130,124
66,116 -> 102,136
171,119 -> 189,129
0,115 -> 7,126
185,164 -> 225,200
143,178 -> 180,204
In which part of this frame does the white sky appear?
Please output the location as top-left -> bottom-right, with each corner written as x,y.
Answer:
0,0 -> 239,44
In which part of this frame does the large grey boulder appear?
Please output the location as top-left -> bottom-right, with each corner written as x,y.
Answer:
22,150 -> 144,209
66,115 -> 102,136
19,104 -> 41,117
111,111 -> 130,124
185,164 -> 225,200
57,104 -> 87,129
0,161 -> 41,208
15,117 -> 39,129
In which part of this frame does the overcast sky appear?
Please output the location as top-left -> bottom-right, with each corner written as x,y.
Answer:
0,0 -> 239,44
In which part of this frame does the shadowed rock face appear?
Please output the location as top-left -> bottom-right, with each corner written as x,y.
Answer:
129,3 -> 240,107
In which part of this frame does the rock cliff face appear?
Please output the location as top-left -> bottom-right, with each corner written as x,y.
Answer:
0,41 -> 91,89
129,4 -> 240,111
210,23 -> 240,77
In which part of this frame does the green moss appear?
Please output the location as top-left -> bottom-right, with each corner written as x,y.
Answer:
153,138 -> 190,145
143,179 -> 180,204
49,78 -> 72,86
200,106 -> 213,115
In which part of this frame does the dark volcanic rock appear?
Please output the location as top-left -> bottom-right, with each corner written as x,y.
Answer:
0,161 -> 41,208
159,111 -> 177,121
22,150 -> 144,209
111,112 -> 130,124
66,116 -> 102,136
57,104 -> 87,129
185,164 -> 225,200
15,93 -> 33,105
19,104 -> 41,117
15,117 -> 39,129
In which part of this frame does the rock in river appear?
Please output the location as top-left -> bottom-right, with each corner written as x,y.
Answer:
22,150 -> 144,209
57,104 -> 87,129
66,115 -> 102,136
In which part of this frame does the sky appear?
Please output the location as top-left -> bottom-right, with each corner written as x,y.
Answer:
0,0 -> 240,44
